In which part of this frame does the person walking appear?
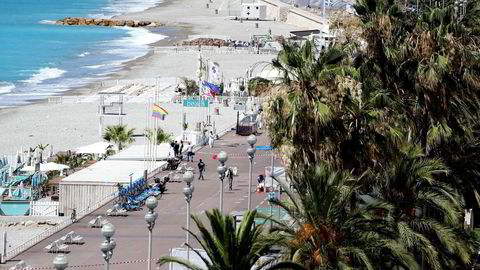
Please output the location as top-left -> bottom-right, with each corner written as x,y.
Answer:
186,143 -> 194,162
227,167 -> 234,190
173,141 -> 180,157
208,131 -> 215,148
198,159 -> 206,180
179,141 -> 184,159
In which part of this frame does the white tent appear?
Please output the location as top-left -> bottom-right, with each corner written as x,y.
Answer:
21,162 -> 70,172
108,143 -> 173,161
257,68 -> 283,82
76,142 -> 113,155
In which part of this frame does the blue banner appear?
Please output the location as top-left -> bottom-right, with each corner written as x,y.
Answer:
256,146 -> 273,151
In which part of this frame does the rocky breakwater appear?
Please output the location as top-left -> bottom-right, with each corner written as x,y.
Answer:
182,38 -> 232,47
56,18 -> 163,27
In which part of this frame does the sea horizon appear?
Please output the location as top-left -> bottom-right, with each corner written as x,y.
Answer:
0,0 -> 166,108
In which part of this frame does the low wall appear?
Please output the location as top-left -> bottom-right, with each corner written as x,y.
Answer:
259,0 -> 328,30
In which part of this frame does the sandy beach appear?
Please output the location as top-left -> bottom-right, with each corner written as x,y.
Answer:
0,0 -> 301,155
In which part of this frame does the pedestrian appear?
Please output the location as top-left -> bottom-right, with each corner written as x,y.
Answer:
227,167 -> 234,190
186,142 -> 194,162
256,112 -> 263,129
179,141 -> 184,159
198,159 -> 206,180
173,141 -> 179,157
208,131 -> 215,148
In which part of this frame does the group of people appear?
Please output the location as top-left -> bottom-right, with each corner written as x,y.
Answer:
170,140 -> 195,162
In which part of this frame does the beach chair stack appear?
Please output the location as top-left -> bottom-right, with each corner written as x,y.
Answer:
8,260 -> 33,270
60,231 -> 84,245
106,203 -> 128,217
44,239 -> 69,253
88,215 -> 109,228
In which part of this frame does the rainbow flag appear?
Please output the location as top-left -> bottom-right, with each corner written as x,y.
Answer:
152,104 -> 168,119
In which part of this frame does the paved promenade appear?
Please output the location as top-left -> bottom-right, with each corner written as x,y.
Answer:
3,131 -> 280,270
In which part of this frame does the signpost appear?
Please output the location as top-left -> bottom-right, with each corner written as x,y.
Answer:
256,145 -> 273,151
183,99 -> 209,108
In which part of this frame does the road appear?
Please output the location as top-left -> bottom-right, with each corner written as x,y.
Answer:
3,131 -> 281,270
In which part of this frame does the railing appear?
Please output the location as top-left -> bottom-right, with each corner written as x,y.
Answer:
154,46 -> 278,55
4,193 -> 115,262
29,201 -> 59,217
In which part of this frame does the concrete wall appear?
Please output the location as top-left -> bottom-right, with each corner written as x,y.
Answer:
59,183 -> 117,216
259,0 -> 328,30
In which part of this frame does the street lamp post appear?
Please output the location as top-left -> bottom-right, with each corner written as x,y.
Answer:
100,223 -> 116,270
246,135 -> 257,211
53,254 -> 68,270
182,171 -> 195,262
144,196 -> 158,270
217,151 -> 228,214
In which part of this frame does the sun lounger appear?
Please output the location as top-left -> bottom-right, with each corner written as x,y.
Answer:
60,231 -> 84,244
45,240 -> 69,253
106,204 -> 128,217
8,260 -> 33,270
88,215 -> 109,228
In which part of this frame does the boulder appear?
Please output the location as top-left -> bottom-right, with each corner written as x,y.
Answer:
93,19 -> 103,25
37,220 -> 46,225
115,20 -> 126,26
78,18 -> 87,25
85,18 -> 94,25
126,20 -> 135,27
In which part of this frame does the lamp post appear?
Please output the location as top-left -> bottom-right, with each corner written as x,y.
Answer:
53,254 -> 68,270
144,196 -> 158,270
246,135 -> 257,211
217,151 -> 228,214
100,223 -> 116,270
182,171 -> 195,262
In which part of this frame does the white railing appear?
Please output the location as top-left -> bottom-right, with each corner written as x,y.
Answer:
4,193 -> 115,262
154,46 -> 278,55
29,201 -> 59,217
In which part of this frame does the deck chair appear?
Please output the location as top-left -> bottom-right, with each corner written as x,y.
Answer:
106,204 -> 128,217
54,239 -> 69,253
88,215 -> 108,228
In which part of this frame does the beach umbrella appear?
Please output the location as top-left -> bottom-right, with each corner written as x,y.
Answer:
49,145 -> 54,158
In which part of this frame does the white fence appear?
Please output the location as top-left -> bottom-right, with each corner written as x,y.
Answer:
4,193 -> 114,262
29,201 -> 59,217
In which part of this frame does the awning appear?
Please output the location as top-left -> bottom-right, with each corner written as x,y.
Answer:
21,162 -> 70,172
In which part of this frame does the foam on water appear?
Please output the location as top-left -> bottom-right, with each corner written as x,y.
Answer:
77,52 -> 91,57
21,68 -> 67,85
0,82 -> 15,94
90,0 -> 164,18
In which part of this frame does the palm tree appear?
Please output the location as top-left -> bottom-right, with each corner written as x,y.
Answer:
158,209 -> 304,270
370,143 -> 472,269
36,144 -> 49,163
145,128 -> 172,145
181,77 -> 199,96
271,164 -> 418,270
103,125 -> 135,151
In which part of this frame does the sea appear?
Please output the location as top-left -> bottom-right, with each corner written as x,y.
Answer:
0,0 -> 166,108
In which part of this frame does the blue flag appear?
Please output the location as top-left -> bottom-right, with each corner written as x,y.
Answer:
202,81 -> 221,93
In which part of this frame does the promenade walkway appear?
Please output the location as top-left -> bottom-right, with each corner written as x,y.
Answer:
4,131 -> 280,270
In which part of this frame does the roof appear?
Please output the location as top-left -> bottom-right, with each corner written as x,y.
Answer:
60,160 -> 165,184
290,29 -> 321,37
76,142 -> 113,155
107,143 -> 173,161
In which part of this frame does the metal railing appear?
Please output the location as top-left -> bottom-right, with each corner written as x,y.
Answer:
154,46 -> 278,55
4,193 -> 115,262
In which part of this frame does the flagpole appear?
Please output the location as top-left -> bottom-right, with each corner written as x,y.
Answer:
149,97 -> 153,172
143,94 -> 148,171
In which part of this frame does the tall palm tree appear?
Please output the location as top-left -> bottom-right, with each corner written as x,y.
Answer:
103,125 -> 135,151
158,209 -> 304,270
370,143 -> 472,269
145,128 -> 172,145
271,164 -> 418,270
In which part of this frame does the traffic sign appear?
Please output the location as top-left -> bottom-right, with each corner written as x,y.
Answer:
183,99 -> 209,108
256,145 -> 273,151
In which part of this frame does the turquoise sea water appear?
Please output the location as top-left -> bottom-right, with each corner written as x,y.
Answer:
0,0 -> 165,107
